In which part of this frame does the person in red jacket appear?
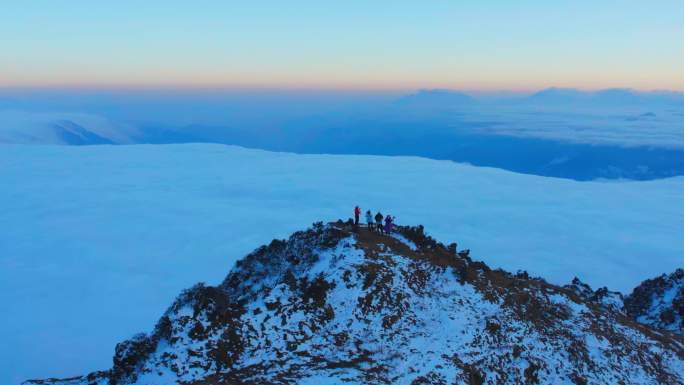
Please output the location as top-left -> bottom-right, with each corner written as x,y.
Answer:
354,206 -> 361,226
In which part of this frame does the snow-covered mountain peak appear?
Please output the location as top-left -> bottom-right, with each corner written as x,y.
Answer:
25,222 -> 684,385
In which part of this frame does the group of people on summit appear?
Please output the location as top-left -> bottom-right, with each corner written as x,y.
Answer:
354,206 -> 394,235
352,205 -> 470,257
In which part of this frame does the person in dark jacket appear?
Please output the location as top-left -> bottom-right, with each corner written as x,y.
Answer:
375,212 -> 384,234
354,206 -> 361,226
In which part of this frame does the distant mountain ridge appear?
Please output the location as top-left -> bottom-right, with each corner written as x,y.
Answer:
25,222 -> 684,385
51,120 -> 116,145
0,111 -> 134,145
525,87 -> 684,106
397,87 -> 684,107
395,89 -> 476,109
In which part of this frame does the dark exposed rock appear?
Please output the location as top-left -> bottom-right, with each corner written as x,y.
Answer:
563,277 -> 625,314
625,268 -> 684,335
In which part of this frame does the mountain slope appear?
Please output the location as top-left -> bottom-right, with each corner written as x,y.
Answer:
51,120 -> 116,145
625,269 -> 684,336
0,111 -> 134,145
26,223 -> 684,385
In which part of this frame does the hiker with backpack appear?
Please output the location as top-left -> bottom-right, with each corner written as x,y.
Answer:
375,212 -> 384,234
365,210 -> 374,231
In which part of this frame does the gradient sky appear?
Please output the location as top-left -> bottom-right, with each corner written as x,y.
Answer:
2,1 -> 683,90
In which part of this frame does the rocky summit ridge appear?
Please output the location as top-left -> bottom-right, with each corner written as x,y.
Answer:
26,221 -> 684,385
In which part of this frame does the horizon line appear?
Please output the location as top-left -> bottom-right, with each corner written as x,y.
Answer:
2,83 -> 684,94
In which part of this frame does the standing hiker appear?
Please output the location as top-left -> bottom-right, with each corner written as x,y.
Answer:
365,210 -> 374,231
384,215 -> 394,234
354,206 -> 361,226
375,212 -> 384,234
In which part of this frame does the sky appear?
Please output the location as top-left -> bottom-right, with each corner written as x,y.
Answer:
2,1 -> 683,91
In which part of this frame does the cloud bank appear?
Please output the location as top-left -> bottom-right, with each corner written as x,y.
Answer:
2,87 -> 683,180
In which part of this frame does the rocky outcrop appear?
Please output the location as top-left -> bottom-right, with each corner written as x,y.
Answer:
563,277 -> 625,314
25,222 -> 684,385
625,268 -> 684,336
